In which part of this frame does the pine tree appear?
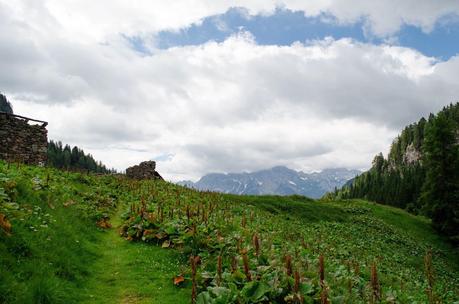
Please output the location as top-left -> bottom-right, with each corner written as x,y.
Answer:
0,93 -> 13,114
329,103 -> 458,239
420,112 -> 459,239
47,140 -> 114,174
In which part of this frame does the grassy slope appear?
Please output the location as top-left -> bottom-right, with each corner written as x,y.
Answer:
0,162 -> 189,304
80,206 -> 189,304
121,183 -> 459,302
234,194 -> 459,266
1,162 -> 458,303
230,195 -> 459,287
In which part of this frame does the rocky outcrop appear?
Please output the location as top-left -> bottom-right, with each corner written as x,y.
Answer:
0,112 -> 48,165
126,161 -> 163,180
403,143 -> 422,164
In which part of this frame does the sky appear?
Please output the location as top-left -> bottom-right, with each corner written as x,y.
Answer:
1,1 -> 459,181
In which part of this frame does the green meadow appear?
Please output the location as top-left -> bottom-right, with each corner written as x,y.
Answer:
1,161 -> 458,303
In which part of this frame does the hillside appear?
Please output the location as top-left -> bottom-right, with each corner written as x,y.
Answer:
329,103 -> 459,240
179,166 -> 360,198
330,103 -> 459,208
1,161 -> 458,303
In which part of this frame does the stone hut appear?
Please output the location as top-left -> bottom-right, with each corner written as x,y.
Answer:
126,161 -> 163,180
0,112 -> 48,165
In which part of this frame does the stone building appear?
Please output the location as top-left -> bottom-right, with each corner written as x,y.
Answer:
126,161 -> 163,180
0,112 -> 48,165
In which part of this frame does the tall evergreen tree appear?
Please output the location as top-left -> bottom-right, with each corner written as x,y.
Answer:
47,140 -> 115,174
0,93 -> 13,114
420,112 -> 459,239
329,103 -> 459,239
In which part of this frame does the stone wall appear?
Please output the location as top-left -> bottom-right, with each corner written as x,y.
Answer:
126,161 -> 163,180
0,112 -> 48,165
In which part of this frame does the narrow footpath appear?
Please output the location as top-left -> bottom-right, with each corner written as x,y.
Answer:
81,205 -> 190,304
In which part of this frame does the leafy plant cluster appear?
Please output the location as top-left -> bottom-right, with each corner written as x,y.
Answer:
120,181 -> 459,303
328,103 -> 459,241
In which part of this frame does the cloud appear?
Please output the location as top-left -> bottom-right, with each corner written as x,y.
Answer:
1,2 -> 459,181
284,0 -> 459,37
2,0 -> 458,43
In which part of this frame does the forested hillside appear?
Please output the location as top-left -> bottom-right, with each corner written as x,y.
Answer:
47,141 -> 115,174
328,103 -> 459,241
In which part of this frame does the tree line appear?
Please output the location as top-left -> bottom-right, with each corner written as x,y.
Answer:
328,103 -> 459,242
0,93 -> 115,174
47,141 -> 116,174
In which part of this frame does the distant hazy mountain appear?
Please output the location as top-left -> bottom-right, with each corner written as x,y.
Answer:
178,166 -> 361,198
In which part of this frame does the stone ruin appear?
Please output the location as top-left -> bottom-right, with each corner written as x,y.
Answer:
126,161 -> 163,180
0,112 -> 48,165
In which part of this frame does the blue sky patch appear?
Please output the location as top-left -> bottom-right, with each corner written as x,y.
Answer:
397,16 -> 459,60
155,7 -> 365,49
126,7 -> 459,60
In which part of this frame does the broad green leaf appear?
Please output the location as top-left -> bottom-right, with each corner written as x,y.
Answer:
196,292 -> 213,304
240,281 -> 270,302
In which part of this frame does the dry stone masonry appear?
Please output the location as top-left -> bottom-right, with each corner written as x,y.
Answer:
126,161 -> 163,180
0,112 -> 48,165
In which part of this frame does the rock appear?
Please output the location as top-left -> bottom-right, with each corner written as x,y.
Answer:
403,143 -> 422,164
126,161 -> 163,180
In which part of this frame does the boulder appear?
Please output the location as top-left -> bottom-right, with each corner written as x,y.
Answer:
126,161 -> 163,180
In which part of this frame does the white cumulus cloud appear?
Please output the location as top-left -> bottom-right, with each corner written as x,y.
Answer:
2,0 -> 458,42
1,2 -> 459,181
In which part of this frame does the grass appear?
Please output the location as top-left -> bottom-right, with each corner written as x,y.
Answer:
80,206 -> 189,303
0,162 -> 189,303
120,182 -> 459,303
1,161 -> 458,303
0,165 -> 101,303
247,197 -> 459,291
225,194 -> 350,222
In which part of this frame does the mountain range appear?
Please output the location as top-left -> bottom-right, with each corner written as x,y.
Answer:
178,166 -> 360,198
